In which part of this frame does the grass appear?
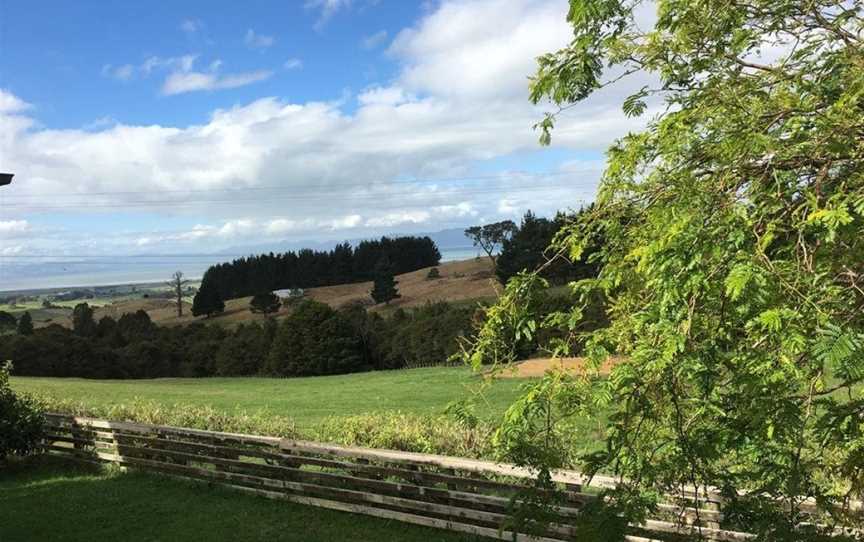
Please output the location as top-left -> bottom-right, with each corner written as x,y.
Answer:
12,367 -> 608,460
11,367 -> 528,429
0,455 -> 488,542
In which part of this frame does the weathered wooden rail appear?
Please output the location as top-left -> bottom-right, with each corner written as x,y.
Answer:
42,413 -> 760,541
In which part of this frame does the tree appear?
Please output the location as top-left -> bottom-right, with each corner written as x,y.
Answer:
17,312 -> 33,336
469,1 -> 864,538
166,271 -> 188,318
464,221 -> 517,272
370,258 -> 400,305
72,303 -> 97,337
249,292 -> 281,314
191,279 -> 225,318
496,209 -> 601,285
265,300 -> 364,376
0,311 -> 16,334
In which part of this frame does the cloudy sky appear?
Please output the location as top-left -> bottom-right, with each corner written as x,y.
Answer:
0,0 -> 648,288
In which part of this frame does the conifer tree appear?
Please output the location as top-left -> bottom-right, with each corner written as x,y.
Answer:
370,258 -> 400,305
17,312 -> 33,336
191,280 -> 225,318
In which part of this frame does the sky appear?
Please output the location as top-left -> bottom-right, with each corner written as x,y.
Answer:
0,0 -> 651,289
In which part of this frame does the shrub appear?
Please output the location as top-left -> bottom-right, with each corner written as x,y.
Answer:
0,362 -> 45,462
33,395 -> 299,438
250,292 -> 281,314
315,412 -> 494,458
426,267 -> 441,280
34,394 -> 495,458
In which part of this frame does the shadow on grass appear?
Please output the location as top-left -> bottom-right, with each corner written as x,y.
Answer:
0,455 -> 487,542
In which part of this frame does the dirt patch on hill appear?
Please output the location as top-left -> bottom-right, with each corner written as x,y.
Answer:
498,356 -> 625,378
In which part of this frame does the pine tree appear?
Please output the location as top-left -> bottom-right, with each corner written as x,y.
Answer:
192,280 -> 225,318
370,258 -> 400,305
17,312 -> 33,335
72,303 -> 97,337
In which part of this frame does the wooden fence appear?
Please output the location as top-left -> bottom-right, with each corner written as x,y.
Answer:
41,413 -> 768,541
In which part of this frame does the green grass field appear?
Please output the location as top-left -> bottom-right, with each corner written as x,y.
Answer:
0,456 -> 487,542
11,367 -> 527,429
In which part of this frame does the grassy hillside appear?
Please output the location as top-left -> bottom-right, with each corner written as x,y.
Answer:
11,367 -> 525,429
1,456 -> 484,542
17,258 -> 497,329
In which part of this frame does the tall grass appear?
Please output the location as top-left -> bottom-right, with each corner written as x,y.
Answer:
32,393 -> 495,459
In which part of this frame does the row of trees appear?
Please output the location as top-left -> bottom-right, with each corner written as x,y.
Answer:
191,254 -> 405,319
201,236 -> 440,300
1,300 -> 482,379
2,284 -> 605,380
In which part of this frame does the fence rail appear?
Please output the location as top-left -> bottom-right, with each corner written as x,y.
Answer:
42,413 -> 774,541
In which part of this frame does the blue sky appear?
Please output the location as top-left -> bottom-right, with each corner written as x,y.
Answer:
2,1 -> 419,128
0,0 -> 647,289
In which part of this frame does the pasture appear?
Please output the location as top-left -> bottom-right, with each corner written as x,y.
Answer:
11,367 -> 526,429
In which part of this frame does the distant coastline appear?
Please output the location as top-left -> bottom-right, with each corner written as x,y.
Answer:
0,246 -> 481,294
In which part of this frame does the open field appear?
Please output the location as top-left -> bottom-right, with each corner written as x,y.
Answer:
0,455 -> 485,542
307,257 -> 497,312
11,367 -> 526,429
13,258 -> 497,329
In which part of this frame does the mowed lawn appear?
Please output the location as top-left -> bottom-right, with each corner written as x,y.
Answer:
0,456 -> 489,542
11,367 -> 528,428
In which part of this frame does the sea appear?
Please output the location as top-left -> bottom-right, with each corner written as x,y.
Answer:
0,246 -> 483,293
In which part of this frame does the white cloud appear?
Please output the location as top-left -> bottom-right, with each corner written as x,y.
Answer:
180,19 -> 204,34
362,30 -> 388,49
4,0 -> 647,255
0,245 -> 24,256
162,69 -> 273,95
329,214 -> 363,230
364,211 -> 430,228
82,116 -> 117,130
0,89 -> 30,113
305,0 -> 353,28
284,58 -> 303,70
102,63 -> 135,81
104,53 -> 272,95
143,54 -> 198,75
390,0 -> 572,100
245,29 -> 275,49
357,86 -> 411,106
0,220 -> 30,236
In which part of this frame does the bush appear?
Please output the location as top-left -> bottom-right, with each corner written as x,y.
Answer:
250,292 -> 281,314
426,267 -> 441,280
265,300 -> 366,376
315,412 -> 493,458
0,362 -> 45,462
33,395 -> 299,438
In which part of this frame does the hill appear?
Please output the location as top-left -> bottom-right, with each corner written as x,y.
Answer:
18,258 -> 497,329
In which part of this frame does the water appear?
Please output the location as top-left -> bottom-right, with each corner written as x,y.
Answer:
0,246 -> 484,293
